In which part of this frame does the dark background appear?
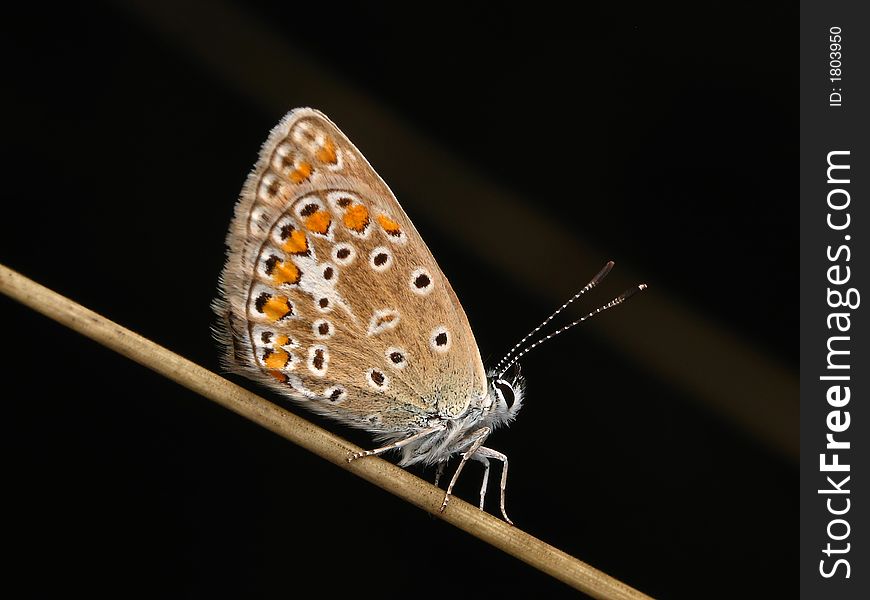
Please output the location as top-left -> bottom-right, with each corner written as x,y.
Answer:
1,2 -> 796,598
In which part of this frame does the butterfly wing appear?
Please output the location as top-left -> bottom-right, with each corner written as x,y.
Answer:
215,108 -> 488,435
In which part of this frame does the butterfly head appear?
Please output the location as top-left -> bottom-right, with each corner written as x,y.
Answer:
484,365 -> 525,429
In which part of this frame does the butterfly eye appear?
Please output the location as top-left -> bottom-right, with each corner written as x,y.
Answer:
493,379 -> 515,409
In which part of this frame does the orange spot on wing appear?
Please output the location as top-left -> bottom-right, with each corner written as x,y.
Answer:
272,260 -> 300,286
282,229 -> 309,255
343,203 -> 369,232
268,370 -> 288,383
377,214 -> 401,236
315,138 -> 338,164
290,161 -> 313,183
305,210 -> 332,234
263,296 -> 292,321
264,348 -> 290,369
275,335 -> 290,347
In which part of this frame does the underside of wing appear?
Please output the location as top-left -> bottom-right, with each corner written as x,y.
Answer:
214,108 -> 488,434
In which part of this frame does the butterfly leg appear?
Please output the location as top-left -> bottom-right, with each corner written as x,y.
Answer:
439,426 -> 491,514
347,424 -> 445,462
473,454 -> 491,510
433,461 -> 447,488
475,446 -> 512,525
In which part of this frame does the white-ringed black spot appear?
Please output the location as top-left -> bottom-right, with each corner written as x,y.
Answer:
332,242 -> 356,266
385,346 -> 408,370
367,368 -> 389,390
308,345 -> 329,376
325,386 -> 347,403
323,266 -> 334,280
430,326 -> 451,352
313,319 -> 333,339
409,267 -> 434,296
369,246 -> 393,272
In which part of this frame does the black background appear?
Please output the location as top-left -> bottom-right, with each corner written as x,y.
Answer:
2,2 -> 796,598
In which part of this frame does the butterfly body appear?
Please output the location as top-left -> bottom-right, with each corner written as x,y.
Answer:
215,108 -> 523,519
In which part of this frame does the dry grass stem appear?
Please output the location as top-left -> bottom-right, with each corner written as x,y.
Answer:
1,263 -> 652,599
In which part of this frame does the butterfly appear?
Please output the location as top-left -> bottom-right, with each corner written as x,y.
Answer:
214,108 -> 644,523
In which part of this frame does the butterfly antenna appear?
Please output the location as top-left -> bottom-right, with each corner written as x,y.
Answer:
497,283 -> 648,378
493,261 -> 615,374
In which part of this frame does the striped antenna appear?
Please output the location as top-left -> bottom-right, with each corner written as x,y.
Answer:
497,283 -> 648,378
493,261 -> 615,374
